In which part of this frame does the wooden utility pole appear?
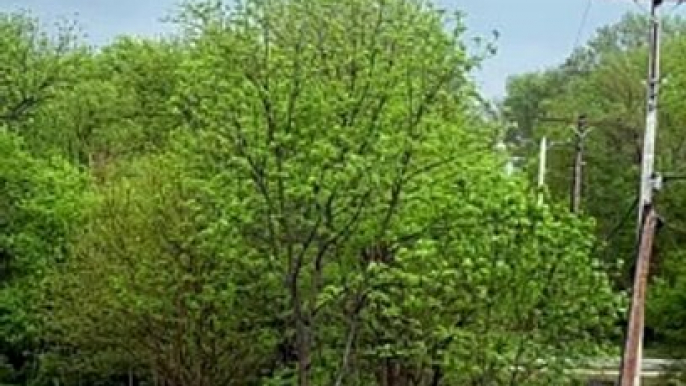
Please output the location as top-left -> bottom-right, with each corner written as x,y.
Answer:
571,114 -> 588,213
537,115 -> 591,213
635,0 -> 662,232
620,206 -> 659,386
619,1 -> 665,385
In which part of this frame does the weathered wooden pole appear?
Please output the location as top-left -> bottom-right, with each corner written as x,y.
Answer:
619,206 -> 659,386
619,1 -> 664,384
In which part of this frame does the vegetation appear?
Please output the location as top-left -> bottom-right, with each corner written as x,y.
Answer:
7,0 -> 686,385
503,10 -> 686,372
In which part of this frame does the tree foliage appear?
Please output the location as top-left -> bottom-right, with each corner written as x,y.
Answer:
0,1 -> 624,385
0,130 -> 88,384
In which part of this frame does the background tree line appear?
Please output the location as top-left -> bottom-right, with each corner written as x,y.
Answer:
503,11 -> 686,369
0,0 -> 629,385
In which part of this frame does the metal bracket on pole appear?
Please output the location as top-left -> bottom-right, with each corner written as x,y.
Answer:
651,172 -> 663,191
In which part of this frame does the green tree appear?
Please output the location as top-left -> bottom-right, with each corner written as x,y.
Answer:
0,1 -> 622,385
42,1 -> 621,386
0,12 -> 80,130
42,154 -> 278,386
25,37 -> 185,173
0,130 -> 88,384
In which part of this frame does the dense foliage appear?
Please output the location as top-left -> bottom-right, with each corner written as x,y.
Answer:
0,1 -> 628,385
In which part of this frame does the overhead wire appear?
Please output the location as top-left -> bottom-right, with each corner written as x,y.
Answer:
593,196 -> 641,283
667,0 -> 686,14
631,0 -> 650,14
592,195 -> 640,260
573,0 -> 595,51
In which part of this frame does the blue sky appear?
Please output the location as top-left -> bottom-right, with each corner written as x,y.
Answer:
0,0 -> 672,98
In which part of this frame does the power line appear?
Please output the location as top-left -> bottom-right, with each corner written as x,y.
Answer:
667,0 -> 686,13
603,196 -> 639,246
631,0 -> 651,14
573,0 -> 595,50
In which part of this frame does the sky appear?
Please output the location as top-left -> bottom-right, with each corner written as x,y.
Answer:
0,0 -> 672,98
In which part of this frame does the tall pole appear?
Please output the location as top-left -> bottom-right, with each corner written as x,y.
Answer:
538,136 -> 547,205
620,206 -> 658,386
619,1 -> 662,385
636,0 -> 661,232
571,114 -> 587,213
538,115 -> 592,212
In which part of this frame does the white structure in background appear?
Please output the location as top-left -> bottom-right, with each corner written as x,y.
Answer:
538,136 -> 547,190
504,159 -> 515,176
494,139 -> 518,177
